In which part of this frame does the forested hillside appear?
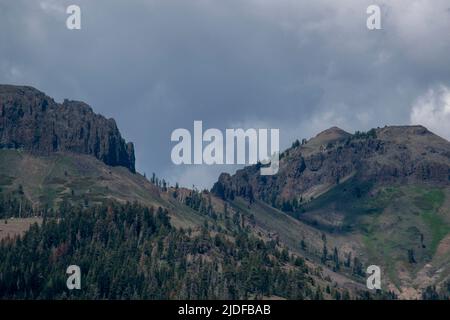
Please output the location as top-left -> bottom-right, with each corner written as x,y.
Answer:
0,200 -> 362,300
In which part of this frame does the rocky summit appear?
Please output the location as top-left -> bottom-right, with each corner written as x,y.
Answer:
0,85 -> 135,172
212,125 -> 450,203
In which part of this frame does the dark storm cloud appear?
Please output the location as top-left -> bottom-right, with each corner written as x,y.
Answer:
1,0 -> 450,188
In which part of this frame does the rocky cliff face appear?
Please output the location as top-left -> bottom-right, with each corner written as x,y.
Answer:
212,125 -> 450,203
0,85 -> 135,172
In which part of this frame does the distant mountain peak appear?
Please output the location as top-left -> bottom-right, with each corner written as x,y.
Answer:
376,125 -> 430,137
316,126 -> 349,137
308,126 -> 351,145
0,84 -> 136,172
212,123 -> 450,204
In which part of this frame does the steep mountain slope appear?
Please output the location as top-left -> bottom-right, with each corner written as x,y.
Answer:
212,126 -> 450,298
0,153 -> 361,300
0,85 -> 370,300
0,148 -> 209,229
0,85 -> 212,229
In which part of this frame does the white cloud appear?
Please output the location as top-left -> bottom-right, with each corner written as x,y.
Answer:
39,0 -> 65,15
410,85 -> 450,140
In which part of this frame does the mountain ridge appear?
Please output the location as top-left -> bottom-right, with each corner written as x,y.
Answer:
212,124 -> 450,204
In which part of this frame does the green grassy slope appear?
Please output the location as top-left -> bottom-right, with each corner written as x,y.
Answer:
290,176 -> 450,297
0,149 -> 205,228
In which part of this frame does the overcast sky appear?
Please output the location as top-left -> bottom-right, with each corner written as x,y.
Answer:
1,0 -> 450,188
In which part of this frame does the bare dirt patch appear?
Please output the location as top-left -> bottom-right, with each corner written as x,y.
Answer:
0,217 -> 42,240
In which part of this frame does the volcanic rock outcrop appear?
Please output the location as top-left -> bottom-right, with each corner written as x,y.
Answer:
0,85 -> 135,172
